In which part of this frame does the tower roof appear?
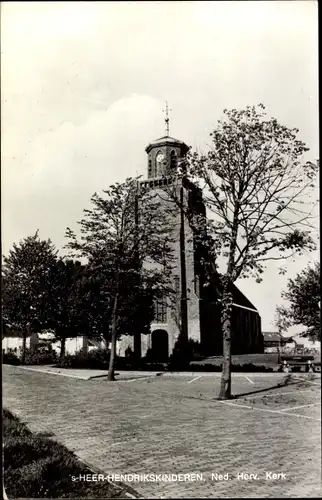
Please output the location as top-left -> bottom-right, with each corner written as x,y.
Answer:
145,135 -> 189,154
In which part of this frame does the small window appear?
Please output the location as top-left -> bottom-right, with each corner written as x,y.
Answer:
148,158 -> 152,177
170,150 -> 177,169
154,295 -> 167,323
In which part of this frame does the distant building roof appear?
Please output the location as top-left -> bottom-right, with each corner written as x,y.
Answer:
263,331 -> 287,343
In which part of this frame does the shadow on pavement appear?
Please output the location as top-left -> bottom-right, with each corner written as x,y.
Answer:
232,375 -> 307,399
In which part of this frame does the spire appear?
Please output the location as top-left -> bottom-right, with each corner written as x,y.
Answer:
162,101 -> 172,136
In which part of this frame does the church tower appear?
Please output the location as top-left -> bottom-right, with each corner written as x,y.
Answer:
115,108 -> 263,360
145,135 -> 189,180
134,110 -> 206,360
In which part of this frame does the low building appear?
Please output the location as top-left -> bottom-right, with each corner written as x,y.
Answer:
263,332 -> 288,353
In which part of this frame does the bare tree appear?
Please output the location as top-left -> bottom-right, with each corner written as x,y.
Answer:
161,104 -> 318,399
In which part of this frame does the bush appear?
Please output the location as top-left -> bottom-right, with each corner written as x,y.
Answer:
183,362 -> 275,373
3,351 -> 20,365
168,337 -> 201,370
24,347 -> 57,366
57,348 -> 110,369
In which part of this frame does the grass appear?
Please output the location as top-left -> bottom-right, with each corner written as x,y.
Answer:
3,409 -> 130,498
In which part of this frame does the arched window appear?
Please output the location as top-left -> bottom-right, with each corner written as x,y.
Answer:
155,150 -> 165,177
170,150 -> 177,169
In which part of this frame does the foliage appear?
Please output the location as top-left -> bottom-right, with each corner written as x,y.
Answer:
24,347 -> 57,366
65,177 -> 175,380
45,258 -> 87,358
2,232 -> 58,363
183,363 -> 274,373
3,351 -> 20,365
276,261 -> 320,341
57,348 -> 110,369
188,104 -> 317,282
169,337 -> 201,368
3,409 -> 120,498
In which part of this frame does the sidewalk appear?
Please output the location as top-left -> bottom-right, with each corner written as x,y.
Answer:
4,365 -> 321,498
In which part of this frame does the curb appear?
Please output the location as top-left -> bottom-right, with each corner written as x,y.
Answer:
14,366 -> 162,383
13,366 -> 90,380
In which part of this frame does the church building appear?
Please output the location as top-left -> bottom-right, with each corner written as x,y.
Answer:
117,116 -> 264,360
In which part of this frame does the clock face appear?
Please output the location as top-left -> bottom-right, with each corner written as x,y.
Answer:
156,152 -> 165,163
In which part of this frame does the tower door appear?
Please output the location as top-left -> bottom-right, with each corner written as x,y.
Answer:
152,330 -> 169,362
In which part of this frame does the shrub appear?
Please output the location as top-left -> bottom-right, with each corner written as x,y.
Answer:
24,347 -> 57,366
3,351 -> 20,365
185,362 -> 274,372
57,348 -> 110,369
168,336 -> 201,369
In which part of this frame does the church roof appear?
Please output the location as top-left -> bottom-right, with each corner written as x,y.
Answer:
145,135 -> 189,153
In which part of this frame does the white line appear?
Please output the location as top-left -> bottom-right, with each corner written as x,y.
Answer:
243,375 -> 254,384
217,400 -> 320,421
18,367 -> 89,380
187,375 -> 202,384
280,403 -> 320,412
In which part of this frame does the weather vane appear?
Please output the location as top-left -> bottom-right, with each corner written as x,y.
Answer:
162,101 -> 172,136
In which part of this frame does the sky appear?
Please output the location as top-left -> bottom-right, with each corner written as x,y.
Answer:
1,1 -> 319,333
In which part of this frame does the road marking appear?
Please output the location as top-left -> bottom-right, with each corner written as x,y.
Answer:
18,366 -> 89,380
243,375 -> 254,384
217,400 -> 320,421
188,375 -> 202,384
279,403 -> 320,412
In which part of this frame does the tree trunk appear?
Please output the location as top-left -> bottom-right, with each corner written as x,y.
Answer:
107,285 -> 119,381
218,286 -> 233,399
134,332 -> 141,360
60,337 -> 66,361
21,330 -> 27,365
218,198 -> 240,400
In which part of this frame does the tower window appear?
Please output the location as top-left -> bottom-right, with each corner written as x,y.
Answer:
170,150 -> 177,169
154,295 -> 167,323
155,150 -> 165,177
148,158 -> 152,177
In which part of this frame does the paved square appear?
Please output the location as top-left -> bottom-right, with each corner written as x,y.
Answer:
3,366 -> 321,498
